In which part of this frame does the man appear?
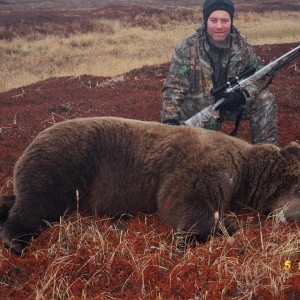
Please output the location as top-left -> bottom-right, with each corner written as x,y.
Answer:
161,0 -> 278,145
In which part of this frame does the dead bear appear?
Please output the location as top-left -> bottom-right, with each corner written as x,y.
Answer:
0,116 -> 300,255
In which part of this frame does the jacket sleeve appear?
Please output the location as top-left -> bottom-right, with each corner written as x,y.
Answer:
161,37 -> 192,123
242,44 -> 269,102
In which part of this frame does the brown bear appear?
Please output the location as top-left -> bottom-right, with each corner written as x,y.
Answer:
0,117 -> 300,255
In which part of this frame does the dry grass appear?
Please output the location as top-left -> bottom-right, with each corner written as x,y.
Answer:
0,10 -> 299,93
4,211 -> 297,299
235,11 -> 300,45
0,188 -> 299,298
211,213 -> 300,299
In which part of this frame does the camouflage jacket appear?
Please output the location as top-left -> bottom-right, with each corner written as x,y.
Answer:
161,25 -> 265,124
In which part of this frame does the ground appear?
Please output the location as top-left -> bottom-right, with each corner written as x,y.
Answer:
0,39 -> 300,299
1,43 -> 299,191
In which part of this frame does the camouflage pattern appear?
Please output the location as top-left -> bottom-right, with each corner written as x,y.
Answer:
161,25 -> 278,145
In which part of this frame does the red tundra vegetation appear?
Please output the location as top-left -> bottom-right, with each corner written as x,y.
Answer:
0,16 -> 299,300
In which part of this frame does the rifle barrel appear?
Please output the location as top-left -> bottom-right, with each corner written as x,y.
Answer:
225,44 -> 300,93
211,45 -> 300,96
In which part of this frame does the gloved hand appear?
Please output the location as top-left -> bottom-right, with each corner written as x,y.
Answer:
162,119 -> 180,125
215,89 -> 249,112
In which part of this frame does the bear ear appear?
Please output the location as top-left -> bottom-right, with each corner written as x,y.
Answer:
281,142 -> 300,160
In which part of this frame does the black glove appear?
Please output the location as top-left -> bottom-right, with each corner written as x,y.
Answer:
215,89 -> 248,112
162,119 -> 180,126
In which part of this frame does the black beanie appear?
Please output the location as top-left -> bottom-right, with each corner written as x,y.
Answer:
203,0 -> 235,25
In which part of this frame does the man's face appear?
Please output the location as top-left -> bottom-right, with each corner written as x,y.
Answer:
206,10 -> 232,46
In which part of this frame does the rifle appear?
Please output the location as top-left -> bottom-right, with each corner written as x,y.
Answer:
184,45 -> 300,128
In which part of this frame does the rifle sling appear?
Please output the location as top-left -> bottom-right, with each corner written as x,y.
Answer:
230,108 -> 244,137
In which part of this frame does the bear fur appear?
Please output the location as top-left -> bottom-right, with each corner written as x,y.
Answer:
0,116 -> 300,254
